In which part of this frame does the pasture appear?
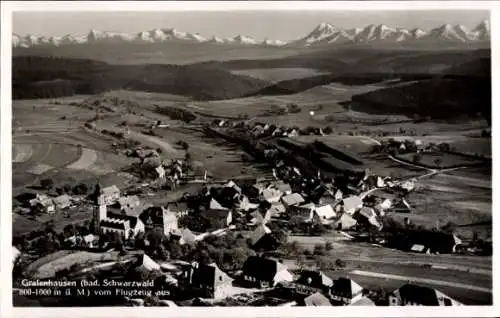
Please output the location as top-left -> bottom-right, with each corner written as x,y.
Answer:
396,152 -> 484,169
230,68 -> 329,83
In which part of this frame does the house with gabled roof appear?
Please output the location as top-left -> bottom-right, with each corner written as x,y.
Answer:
281,193 -> 305,208
328,277 -> 365,305
296,270 -> 333,290
312,204 -> 337,225
183,261 -> 233,299
241,256 -> 293,288
389,284 -> 463,306
98,185 -> 121,206
30,193 -> 55,213
335,213 -> 358,231
342,196 -> 363,215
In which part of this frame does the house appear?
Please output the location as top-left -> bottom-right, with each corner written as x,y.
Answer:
250,224 -> 276,249
175,228 -> 197,245
249,210 -> 271,225
98,185 -> 121,206
238,196 -> 259,212
312,204 -> 337,225
375,198 -> 393,214
224,180 -> 242,194
137,254 -> 161,271
117,196 -> 140,215
30,194 -> 55,213
155,166 -> 166,179
281,193 -> 305,208
163,209 -> 179,236
53,194 -> 72,210
272,182 -> 292,195
358,207 -> 383,230
389,284 -> 463,306
342,196 -> 363,215
334,189 -> 343,201
241,256 -> 293,288
165,202 -> 189,217
392,198 -> 412,213
209,198 -> 228,210
183,261 -> 233,299
335,213 -> 358,230
261,188 -> 283,204
400,179 -> 416,192
328,277 -> 364,305
139,206 -> 165,229
289,203 -> 315,222
296,270 -> 333,290
304,292 -> 332,306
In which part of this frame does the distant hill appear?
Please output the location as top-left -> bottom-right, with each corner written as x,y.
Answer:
348,57 -> 491,123
12,56 -> 269,100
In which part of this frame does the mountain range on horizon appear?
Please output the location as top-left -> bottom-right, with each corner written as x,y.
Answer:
12,20 -> 490,48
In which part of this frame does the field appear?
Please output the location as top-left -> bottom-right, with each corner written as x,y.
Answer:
230,68 -> 329,83
396,152 -> 485,169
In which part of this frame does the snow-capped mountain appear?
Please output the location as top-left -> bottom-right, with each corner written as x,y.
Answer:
12,20 -> 490,48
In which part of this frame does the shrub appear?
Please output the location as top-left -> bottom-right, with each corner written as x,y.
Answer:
40,178 -> 54,190
335,258 -> 346,268
313,243 -> 326,256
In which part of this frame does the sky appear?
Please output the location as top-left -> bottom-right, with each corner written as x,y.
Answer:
13,10 -> 489,41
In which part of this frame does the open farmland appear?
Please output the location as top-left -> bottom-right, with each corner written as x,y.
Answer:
396,152 -> 485,169
230,68 -> 329,83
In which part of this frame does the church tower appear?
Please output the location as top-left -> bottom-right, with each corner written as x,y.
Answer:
92,183 -> 107,234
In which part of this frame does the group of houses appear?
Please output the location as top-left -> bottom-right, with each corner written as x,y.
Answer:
28,193 -> 75,214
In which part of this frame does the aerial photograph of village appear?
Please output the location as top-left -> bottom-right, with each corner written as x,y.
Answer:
11,7 -> 492,307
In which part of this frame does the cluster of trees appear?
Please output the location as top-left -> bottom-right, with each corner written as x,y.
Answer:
283,240 -> 346,271
155,106 -> 196,123
101,129 -> 125,139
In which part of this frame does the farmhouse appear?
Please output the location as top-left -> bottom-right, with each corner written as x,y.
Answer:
342,196 -> 363,215
389,284 -> 463,306
328,277 -> 364,305
296,270 -> 333,290
281,193 -> 305,208
335,213 -> 358,230
30,194 -> 55,213
98,185 -> 121,206
250,224 -> 276,249
289,203 -> 315,222
241,256 -> 293,288
183,261 -> 233,299
357,207 -> 382,230
312,204 -> 336,225
261,188 -> 283,204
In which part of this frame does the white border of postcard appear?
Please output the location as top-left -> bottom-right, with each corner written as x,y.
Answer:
1,1 -> 498,317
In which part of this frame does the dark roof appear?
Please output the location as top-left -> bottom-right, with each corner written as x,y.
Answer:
330,278 -> 362,299
397,284 -> 439,306
242,256 -> 279,282
296,271 -> 332,289
139,206 -> 164,227
166,202 -> 189,212
107,212 -> 138,229
190,263 -> 231,289
100,220 -> 126,230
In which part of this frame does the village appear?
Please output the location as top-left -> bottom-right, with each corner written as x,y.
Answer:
12,112 -> 492,307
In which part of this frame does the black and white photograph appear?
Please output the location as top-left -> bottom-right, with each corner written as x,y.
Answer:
2,1 -> 495,312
